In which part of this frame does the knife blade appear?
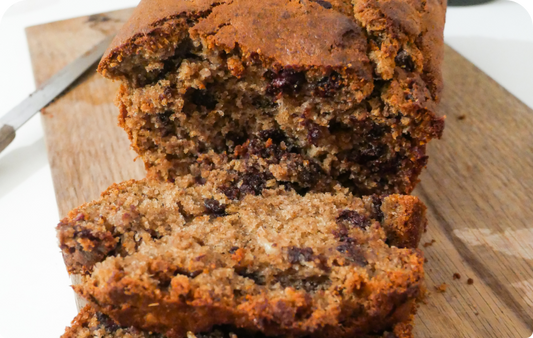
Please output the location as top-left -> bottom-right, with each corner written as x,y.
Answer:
0,34 -> 115,154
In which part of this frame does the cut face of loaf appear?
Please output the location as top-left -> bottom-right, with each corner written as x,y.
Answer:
62,305 -> 415,338
57,170 -> 427,338
99,0 -> 446,196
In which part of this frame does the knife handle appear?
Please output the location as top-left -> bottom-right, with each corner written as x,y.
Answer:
0,124 -> 16,154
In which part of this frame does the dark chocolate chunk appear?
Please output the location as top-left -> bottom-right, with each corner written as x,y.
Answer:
296,161 -> 323,186
395,50 -> 415,72
314,72 -> 342,97
220,185 -> 240,200
239,171 -> 272,196
307,124 -> 322,146
337,210 -> 369,229
190,88 -> 218,110
336,244 -> 368,266
265,69 -> 306,96
204,198 -> 227,216
96,312 -> 121,332
312,0 -> 333,9
194,176 -> 207,185
287,246 -> 315,264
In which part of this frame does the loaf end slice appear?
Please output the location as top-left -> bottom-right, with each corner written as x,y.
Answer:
57,174 -> 426,337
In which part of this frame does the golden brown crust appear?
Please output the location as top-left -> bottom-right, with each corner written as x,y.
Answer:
190,0 -> 371,72
100,0 -> 373,79
100,0 -> 446,97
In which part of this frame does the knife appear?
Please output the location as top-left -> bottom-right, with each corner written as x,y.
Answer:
0,34 -> 115,154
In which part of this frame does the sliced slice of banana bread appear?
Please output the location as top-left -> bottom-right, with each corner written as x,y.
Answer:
58,169 -> 426,338
98,0 -> 446,195
62,305 -> 415,338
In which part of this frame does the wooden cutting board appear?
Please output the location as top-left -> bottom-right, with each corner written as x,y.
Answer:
26,9 -> 533,338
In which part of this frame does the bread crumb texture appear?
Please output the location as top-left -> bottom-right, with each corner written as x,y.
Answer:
58,170 -> 427,337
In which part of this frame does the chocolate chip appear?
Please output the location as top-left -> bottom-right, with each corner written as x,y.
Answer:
395,50 -> 415,72
156,111 -> 175,136
220,170 -> 274,200
265,69 -> 306,96
333,222 -> 358,243
190,88 -> 217,110
314,72 -> 342,97
229,246 -> 239,254
337,210 -> 369,229
307,124 -> 322,146
296,161 -> 322,186
204,198 -> 226,217
194,176 -> 206,185
312,0 -> 333,9
156,111 -> 173,127
96,312 -> 121,332
287,247 -> 315,264
239,171 -> 272,196
336,244 -> 368,266
220,186 -> 240,200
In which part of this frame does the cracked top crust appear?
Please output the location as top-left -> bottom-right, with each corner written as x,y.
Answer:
99,0 -> 446,97
190,0 -> 370,70
100,0 -> 373,81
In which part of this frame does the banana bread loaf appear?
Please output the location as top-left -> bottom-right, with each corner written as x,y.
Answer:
98,0 -> 446,195
58,167 -> 426,338
62,305 -> 415,338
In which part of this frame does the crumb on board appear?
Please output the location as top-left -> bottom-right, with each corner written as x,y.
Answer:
457,114 -> 466,120
453,273 -> 461,280
424,258 -> 428,263
423,239 -> 436,248
467,278 -> 474,285
435,283 -> 447,293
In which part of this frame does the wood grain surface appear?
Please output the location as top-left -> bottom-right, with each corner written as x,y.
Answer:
26,9 -> 533,338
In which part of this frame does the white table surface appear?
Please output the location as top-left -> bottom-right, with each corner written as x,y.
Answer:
0,1 -> 532,337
